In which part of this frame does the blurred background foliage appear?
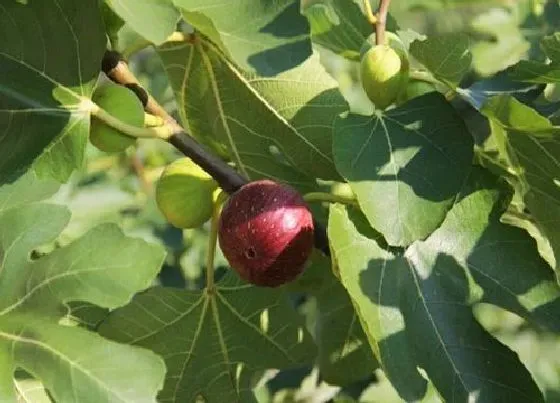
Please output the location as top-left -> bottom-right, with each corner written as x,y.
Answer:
49,0 -> 560,401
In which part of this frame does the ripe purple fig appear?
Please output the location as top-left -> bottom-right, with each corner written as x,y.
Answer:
218,180 -> 314,287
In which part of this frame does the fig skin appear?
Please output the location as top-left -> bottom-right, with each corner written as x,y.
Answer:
90,84 -> 143,152
156,158 -> 218,229
218,180 -> 314,287
360,42 -> 409,110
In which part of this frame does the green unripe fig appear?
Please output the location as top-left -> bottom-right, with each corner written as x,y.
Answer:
397,79 -> 437,104
90,84 -> 144,152
360,44 -> 409,110
156,158 -> 219,229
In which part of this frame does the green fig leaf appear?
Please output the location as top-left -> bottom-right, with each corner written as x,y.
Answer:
410,33 -> 472,88
481,95 -> 560,279
301,0 -> 398,61
0,0 -> 106,184
174,0 -> 311,76
158,39 -> 337,192
333,93 -> 474,246
328,168 -> 552,402
105,0 -> 179,45
0,174 -> 167,402
99,273 -> 317,402
510,33 -> 560,84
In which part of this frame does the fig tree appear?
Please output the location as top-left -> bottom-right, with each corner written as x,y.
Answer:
156,158 -> 218,229
218,180 -> 314,287
90,84 -> 144,152
360,40 -> 409,110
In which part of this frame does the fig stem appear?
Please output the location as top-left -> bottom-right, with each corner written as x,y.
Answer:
167,133 -> 247,194
375,0 -> 393,46
90,104 -> 173,139
363,0 -> 377,27
409,70 -> 441,86
144,113 -> 165,128
206,192 -> 227,291
303,192 -> 358,206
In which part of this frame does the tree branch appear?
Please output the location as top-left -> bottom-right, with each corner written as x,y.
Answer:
100,50 -> 331,256
375,0 -> 393,46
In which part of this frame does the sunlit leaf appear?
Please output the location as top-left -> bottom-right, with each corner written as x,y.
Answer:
0,175 -> 166,402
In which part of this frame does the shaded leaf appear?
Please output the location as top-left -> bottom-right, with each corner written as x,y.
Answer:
315,271 -> 378,385
301,0 -> 397,61
333,93 -> 473,246
457,71 -> 541,111
0,0 -> 106,184
290,251 -> 378,385
409,33 -> 472,88
510,61 -> 560,84
175,0 -> 311,76
481,95 -> 560,278
423,169 -> 560,332
99,273 -> 317,403
542,33 -> 560,63
0,176 -> 166,402
510,34 -> 560,84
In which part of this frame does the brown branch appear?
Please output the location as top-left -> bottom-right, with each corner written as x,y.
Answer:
375,0 -> 393,46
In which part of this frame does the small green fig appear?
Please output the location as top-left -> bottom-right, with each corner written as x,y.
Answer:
156,158 -> 219,229
90,84 -> 144,152
360,43 -> 409,110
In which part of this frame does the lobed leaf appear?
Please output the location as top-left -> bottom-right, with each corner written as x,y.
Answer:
0,175 -> 166,402
328,167 -> 553,401
99,273 -> 317,403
